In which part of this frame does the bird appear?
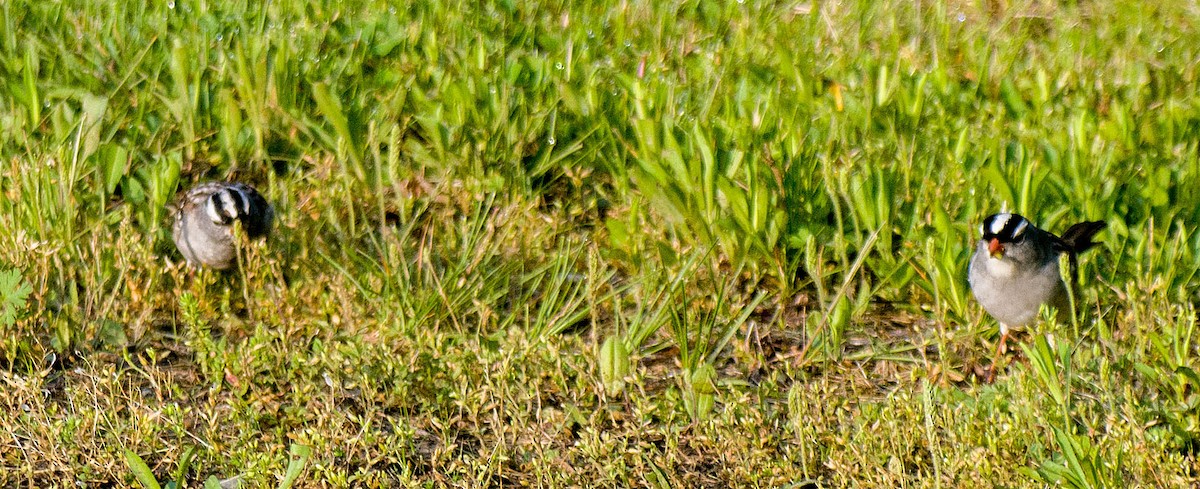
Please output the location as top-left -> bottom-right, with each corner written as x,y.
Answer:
169,182 -> 274,270
967,212 -> 1106,381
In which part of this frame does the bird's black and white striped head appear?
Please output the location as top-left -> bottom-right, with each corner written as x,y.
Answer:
203,185 -> 254,226
980,213 -> 1030,245
978,212 -> 1048,263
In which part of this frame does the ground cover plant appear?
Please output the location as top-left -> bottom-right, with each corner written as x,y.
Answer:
1,0 -> 1200,486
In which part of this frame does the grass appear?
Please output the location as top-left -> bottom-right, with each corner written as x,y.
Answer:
1,0 -> 1200,486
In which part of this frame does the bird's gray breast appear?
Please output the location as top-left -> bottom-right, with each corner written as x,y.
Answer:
968,244 -> 1066,327
173,209 -> 236,269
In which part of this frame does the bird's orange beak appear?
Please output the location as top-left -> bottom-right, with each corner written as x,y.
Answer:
988,238 -> 1004,258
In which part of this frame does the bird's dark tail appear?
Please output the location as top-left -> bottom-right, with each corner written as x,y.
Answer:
1056,220 -> 1107,303
1057,220 -> 1107,254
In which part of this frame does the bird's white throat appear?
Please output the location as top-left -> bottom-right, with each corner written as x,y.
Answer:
985,255 -> 1018,278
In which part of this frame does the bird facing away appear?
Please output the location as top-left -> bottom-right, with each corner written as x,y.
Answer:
170,182 -> 274,270
967,212 -> 1106,380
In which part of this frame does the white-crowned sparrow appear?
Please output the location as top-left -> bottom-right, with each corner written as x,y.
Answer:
967,212 -> 1105,380
170,182 -> 274,270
